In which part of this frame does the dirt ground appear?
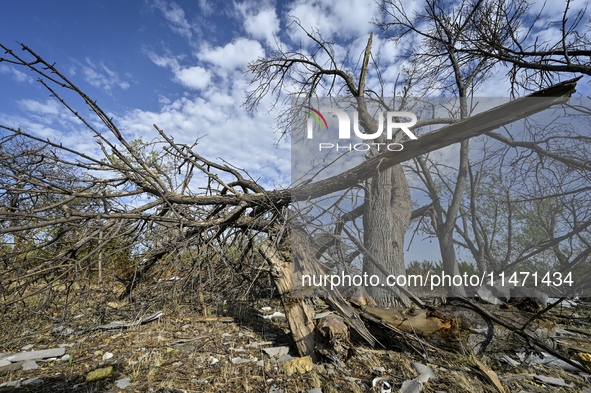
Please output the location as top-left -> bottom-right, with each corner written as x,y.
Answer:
2,296 -> 591,393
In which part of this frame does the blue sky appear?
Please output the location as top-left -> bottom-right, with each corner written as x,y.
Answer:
0,0 -> 415,190
1,0 -> 589,264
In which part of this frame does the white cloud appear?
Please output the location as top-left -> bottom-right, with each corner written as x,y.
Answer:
527,0 -> 589,19
198,38 -> 264,71
154,0 -> 193,39
286,0 -> 376,42
148,38 -> 263,91
148,52 -> 180,68
0,64 -> 33,83
82,58 -> 130,94
235,1 -> 279,44
148,53 -> 213,90
117,95 -> 290,189
174,65 -> 212,90
18,99 -> 61,115
198,0 -> 214,17
1,99 -> 105,159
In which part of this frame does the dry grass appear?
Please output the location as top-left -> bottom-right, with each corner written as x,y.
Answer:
2,292 -> 591,392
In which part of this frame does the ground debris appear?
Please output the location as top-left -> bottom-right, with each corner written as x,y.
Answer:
400,378 -> 422,393
86,366 -> 113,382
0,347 -> 65,363
2,299 -> 590,393
534,375 -> 572,387
116,377 -> 131,389
93,311 -> 162,330
262,346 -> 290,357
522,351 -> 587,371
412,362 -> 438,382
279,356 -> 314,375
21,360 -> 39,371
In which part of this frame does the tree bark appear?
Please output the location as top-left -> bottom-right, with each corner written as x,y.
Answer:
258,239 -> 317,360
363,164 -> 411,307
438,231 -> 465,297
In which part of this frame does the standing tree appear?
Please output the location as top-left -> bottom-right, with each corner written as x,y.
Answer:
246,28 -> 420,307
375,0 -> 591,296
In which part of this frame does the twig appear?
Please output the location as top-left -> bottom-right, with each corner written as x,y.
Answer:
453,297 -> 588,373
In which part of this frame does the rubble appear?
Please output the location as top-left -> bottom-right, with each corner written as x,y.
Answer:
116,377 -> 131,389
400,378 -> 422,393
21,360 -> 39,371
259,311 -> 286,319
0,347 -> 65,363
22,377 -> 43,386
231,357 -> 250,365
262,346 -> 290,357
277,353 -> 294,364
372,377 -> 393,393
412,362 -> 438,382
500,355 -> 520,368
51,326 -> 76,337
0,299 -> 589,392
522,351 -> 586,372
279,356 -> 314,376
0,379 -> 22,388
534,375 -> 572,387
578,352 -> 591,368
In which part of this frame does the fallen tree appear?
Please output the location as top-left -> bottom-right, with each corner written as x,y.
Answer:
0,41 -> 587,369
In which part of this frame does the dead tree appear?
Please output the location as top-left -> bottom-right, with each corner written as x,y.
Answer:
376,0 -> 591,286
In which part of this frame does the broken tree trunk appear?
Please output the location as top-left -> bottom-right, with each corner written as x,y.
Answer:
259,239 -> 317,361
315,314 -> 350,369
360,304 -> 557,355
258,224 -> 377,359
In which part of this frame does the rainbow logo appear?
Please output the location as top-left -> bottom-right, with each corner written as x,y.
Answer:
303,106 -> 328,130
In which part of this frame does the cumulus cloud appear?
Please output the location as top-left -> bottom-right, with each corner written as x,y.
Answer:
117,94 -> 290,189
148,37 -> 264,91
18,99 -> 61,115
198,0 -> 214,17
148,53 -> 213,90
198,38 -> 264,71
527,0 -> 589,19
235,1 -> 280,44
153,0 -> 193,38
2,99 -> 104,158
286,0 -> 376,42
174,65 -> 212,90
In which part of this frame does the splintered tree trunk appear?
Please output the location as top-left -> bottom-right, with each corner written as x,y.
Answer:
259,224 -> 376,359
258,240 -> 317,360
289,225 -> 377,346
363,164 -> 411,307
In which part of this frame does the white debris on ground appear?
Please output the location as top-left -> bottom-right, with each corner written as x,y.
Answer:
1,302 -> 590,392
